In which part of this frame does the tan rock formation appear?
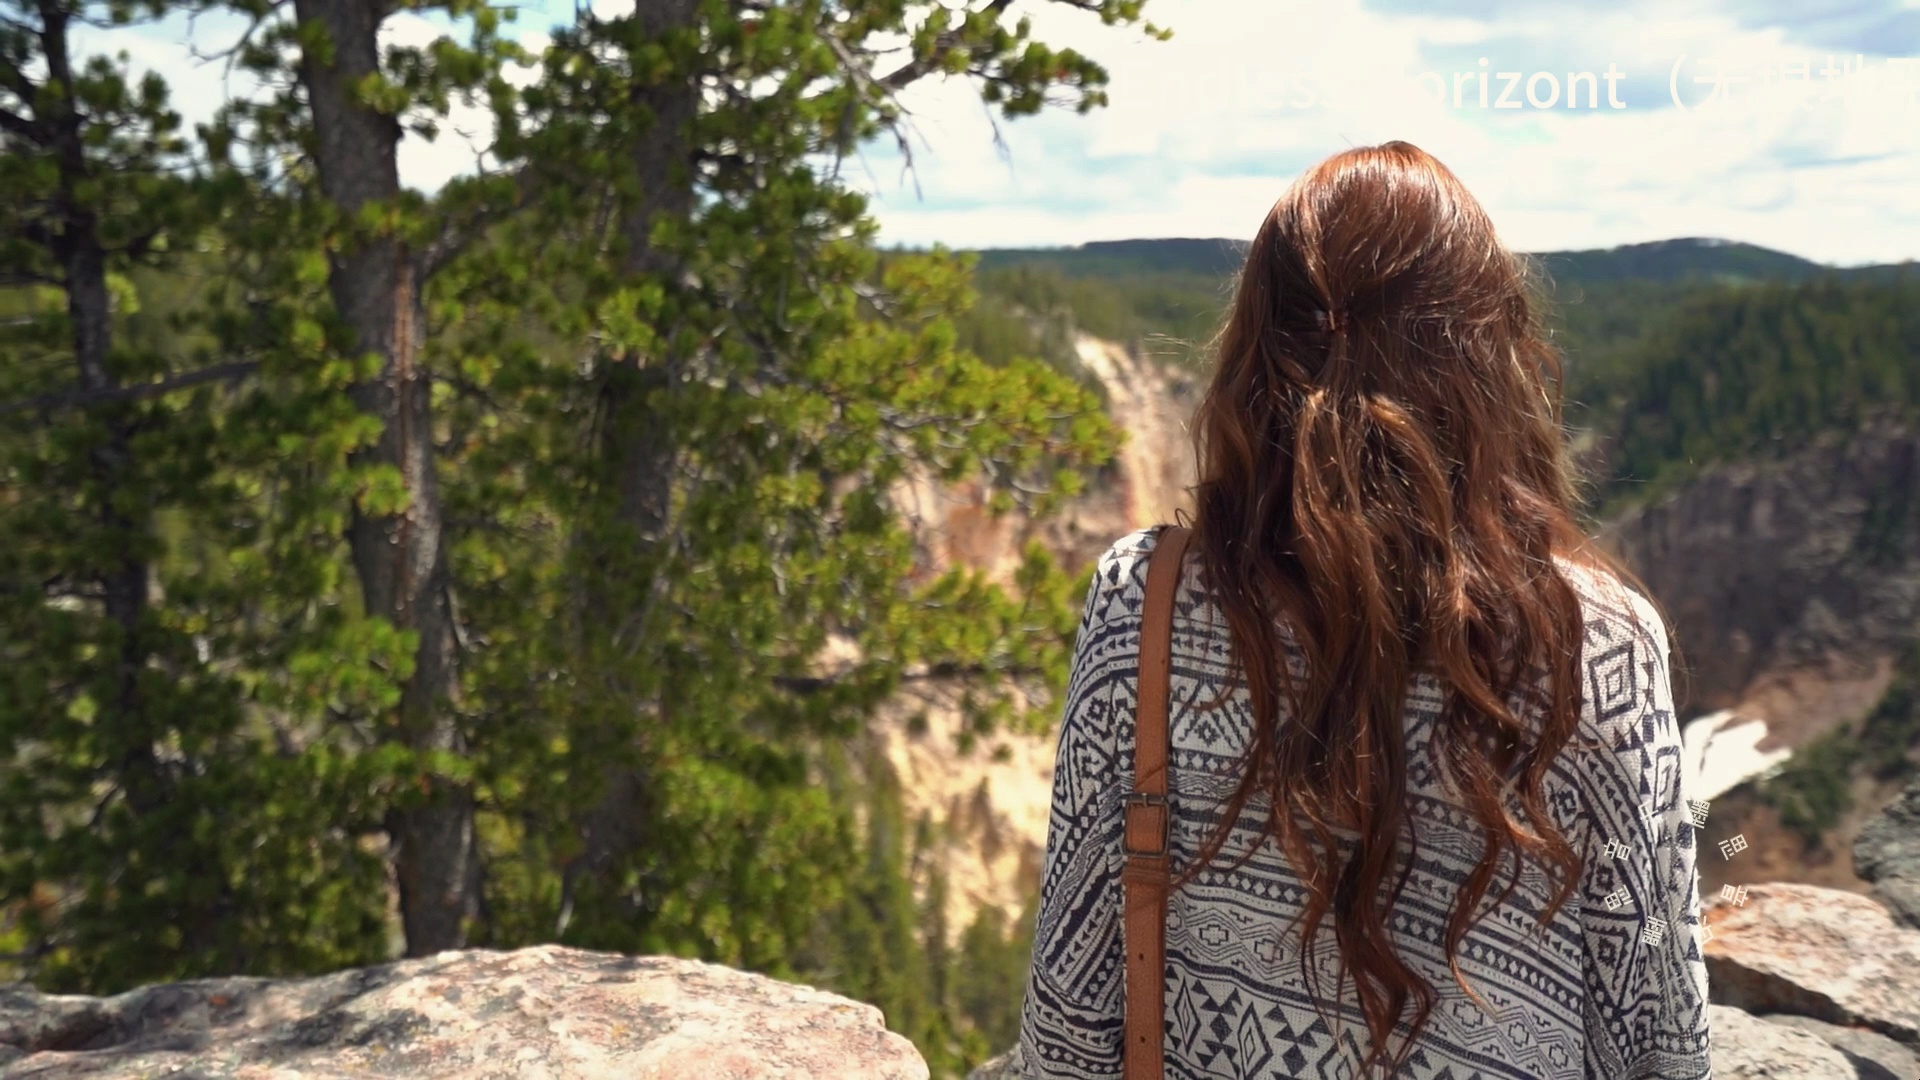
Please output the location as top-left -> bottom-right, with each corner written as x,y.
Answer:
878,334 -> 1203,939
0,946 -> 929,1079
1703,881 -> 1920,1045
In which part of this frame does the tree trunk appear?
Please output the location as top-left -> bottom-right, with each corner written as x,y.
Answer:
606,0 -> 699,539
293,0 -> 478,955
558,0 -> 700,928
40,0 -> 162,818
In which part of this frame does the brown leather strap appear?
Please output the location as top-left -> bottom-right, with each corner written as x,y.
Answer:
1123,524 -> 1191,1080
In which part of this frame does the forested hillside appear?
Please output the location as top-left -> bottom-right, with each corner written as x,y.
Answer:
964,237 -> 1919,512
0,0 -> 1164,1075
1582,275 -> 1920,511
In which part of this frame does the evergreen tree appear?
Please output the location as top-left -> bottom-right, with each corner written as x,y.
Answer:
2,3 -> 1158,1058
0,0 -> 392,987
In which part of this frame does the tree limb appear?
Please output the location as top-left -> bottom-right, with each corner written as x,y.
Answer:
875,0 -> 1013,91
0,103 -> 41,142
417,163 -> 539,281
772,657 -> 1049,696
0,360 -> 260,416
0,267 -> 57,286
0,52 -> 38,103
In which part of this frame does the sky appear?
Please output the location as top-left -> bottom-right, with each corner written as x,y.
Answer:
76,0 -> 1920,265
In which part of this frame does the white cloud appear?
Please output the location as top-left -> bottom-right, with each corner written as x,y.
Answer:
54,0 -> 1920,263
853,0 -> 1920,263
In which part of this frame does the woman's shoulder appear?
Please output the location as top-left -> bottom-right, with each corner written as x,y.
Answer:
1101,524 -> 1170,566
1551,552 -> 1667,649
1093,524 -> 1170,584
1081,525 -> 1190,625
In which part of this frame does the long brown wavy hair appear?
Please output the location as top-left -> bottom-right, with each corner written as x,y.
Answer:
1173,140 -> 1646,1075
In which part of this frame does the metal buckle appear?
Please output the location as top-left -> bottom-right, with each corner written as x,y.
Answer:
1123,792 -> 1171,856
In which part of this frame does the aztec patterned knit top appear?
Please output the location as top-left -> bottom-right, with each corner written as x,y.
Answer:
1014,524 -> 1714,1080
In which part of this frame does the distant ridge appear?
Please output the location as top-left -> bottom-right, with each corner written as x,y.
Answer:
1533,238 -> 1826,287
967,236 -> 1913,290
971,237 -> 1247,278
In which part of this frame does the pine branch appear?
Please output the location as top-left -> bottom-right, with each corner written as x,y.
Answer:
875,0 -> 1014,91
0,360 -> 260,416
772,657 -> 1048,695
0,103 -> 41,141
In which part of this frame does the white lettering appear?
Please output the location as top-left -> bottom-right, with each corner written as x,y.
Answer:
1494,71 -> 1524,108
1526,71 -> 1560,108
1567,70 -> 1599,108
1604,62 -> 1627,108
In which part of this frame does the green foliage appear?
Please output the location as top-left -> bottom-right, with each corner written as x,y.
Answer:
1757,645 -> 1920,848
795,745 -> 1039,1078
3,0 -> 1136,1065
1574,275 -> 1920,514
0,0 -> 402,989
1859,641 -> 1920,782
968,262 -> 1226,366
1757,726 -> 1861,846
951,899 -> 1038,1057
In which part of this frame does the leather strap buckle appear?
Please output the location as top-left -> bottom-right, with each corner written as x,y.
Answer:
1123,792 -> 1171,856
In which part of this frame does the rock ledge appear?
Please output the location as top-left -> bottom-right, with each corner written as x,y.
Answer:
0,945 -> 929,1080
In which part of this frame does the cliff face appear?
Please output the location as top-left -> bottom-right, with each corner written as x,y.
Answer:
876,335 -> 1202,935
882,343 -> 1920,940
889,335 -> 1203,596
1602,417 -> 1920,752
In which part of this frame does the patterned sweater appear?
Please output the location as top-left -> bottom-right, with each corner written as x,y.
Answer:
1015,525 -> 1713,1079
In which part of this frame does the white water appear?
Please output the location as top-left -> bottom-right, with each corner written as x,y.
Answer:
1682,709 -> 1795,803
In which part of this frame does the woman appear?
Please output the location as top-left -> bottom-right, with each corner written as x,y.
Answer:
1015,141 -> 1713,1079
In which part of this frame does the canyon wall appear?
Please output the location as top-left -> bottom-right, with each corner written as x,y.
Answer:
874,335 -> 1202,935
1602,417 -> 1920,756
880,341 -> 1920,938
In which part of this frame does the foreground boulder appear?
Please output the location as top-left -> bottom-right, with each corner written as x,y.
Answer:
0,945 -> 928,1079
1855,772 -> 1920,930
1709,1004 -> 1859,1079
1761,1014 -> 1920,1080
967,1049 -> 1017,1079
1704,881 -> 1920,1046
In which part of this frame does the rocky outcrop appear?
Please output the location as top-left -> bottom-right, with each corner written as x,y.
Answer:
16,884 -> 1916,1080
0,946 -> 928,1079
1760,1014 -> 1920,1080
1855,772 -> 1920,929
1703,882 -> 1920,1046
1708,1004 -> 1859,1079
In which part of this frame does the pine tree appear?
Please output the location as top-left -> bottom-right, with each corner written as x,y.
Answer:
2,0 -> 1159,1027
